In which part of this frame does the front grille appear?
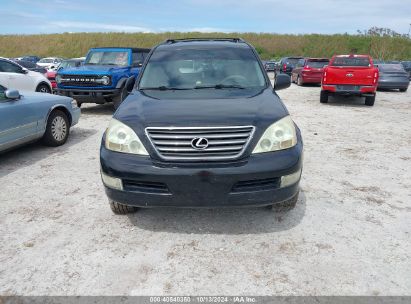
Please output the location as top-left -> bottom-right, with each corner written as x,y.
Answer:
146,126 -> 255,161
231,177 -> 281,193
60,75 -> 109,87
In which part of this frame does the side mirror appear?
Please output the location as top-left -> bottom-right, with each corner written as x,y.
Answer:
274,74 -> 291,91
133,62 -> 143,68
125,76 -> 136,93
5,89 -> 21,100
20,68 -> 29,74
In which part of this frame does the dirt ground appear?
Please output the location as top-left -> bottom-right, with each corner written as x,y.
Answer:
0,75 -> 410,295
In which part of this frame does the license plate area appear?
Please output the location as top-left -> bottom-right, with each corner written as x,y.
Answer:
336,85 -> 360,91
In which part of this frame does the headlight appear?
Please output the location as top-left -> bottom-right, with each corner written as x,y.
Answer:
70,99 -> 78,108
101,76 -> 110,85
252,116 -> 297,153
56,74 -> 62,83
105,118 -> 148,155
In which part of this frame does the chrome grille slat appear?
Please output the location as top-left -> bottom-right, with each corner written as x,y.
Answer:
150,133 -> 250,139
146,126 -> 255,161
153,139 -> 247,146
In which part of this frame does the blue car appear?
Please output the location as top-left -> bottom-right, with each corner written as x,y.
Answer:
0,85 -> 81,153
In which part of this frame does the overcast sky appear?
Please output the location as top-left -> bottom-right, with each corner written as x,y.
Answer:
1,0 -> 410,35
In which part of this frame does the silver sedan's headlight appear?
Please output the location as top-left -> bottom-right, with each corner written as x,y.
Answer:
105,118 -> 148,155
252,116 -> 297,153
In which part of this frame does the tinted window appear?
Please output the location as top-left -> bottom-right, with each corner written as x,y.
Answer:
0,60 -> 21,73
139,46 -> 266,89
286,58 -> 302,66
85,51 -> 129,66
0,85 -> 6,100
378,64 -> 406,72
38,58 -> 54,63
331,57 -> 370,67
306,60 -> 329,68
14,60 -> 36,68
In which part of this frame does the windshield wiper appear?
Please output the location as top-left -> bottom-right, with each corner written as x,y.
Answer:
194,84 -> 245,89
139,86 -> 192,91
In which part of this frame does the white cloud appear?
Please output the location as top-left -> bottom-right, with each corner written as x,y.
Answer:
49,21 -> 154,33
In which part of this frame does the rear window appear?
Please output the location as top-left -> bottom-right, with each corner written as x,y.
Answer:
306,60 -> 329,68
285,58 -> 301,65
378,64 -> 406,72
331,57 -> 370,67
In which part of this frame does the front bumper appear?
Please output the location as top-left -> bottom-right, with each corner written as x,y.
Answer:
100,140 -> 303,208
70,107 -> 81,126
56,88 -> 120,103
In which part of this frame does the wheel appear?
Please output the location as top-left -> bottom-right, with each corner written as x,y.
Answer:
42,110 -> 70,146
320,90 -> 328,103
113,86 -> 128,110
399,88 -> 407,92
297,75 -> 303,86
109,200 -> 138,214
36,83 -> 51,94
268,191 -> 299,212
365,94 -> 375,106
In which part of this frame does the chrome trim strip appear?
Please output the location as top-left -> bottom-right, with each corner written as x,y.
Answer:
145,126 -> 256,161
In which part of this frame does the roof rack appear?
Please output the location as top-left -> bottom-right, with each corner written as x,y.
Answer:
163,38 -> 245,44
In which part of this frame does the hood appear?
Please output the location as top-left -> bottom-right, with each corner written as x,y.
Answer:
114,88 -> 288,140
58,65 -> 128,75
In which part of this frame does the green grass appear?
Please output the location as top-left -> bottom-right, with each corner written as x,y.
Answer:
0,32 -> 410,60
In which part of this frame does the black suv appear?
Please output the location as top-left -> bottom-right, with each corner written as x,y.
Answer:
277,56 -> 304,76
100,38 -> 303,214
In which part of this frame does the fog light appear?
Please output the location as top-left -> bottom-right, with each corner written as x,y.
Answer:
101,171 -> 123,190
280,169 -> 302,187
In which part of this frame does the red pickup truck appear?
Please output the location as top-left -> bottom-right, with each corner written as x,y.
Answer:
321,54 -> 379,106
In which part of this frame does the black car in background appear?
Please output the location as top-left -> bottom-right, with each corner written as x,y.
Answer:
401,61 -> 411,79
277,57 -> 304,76
13,59 -> 47,74
377,64 -> 409,92
100,38 -> 303,215
264,61 -> 277,72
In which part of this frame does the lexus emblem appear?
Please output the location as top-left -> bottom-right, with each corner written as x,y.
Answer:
191,137 -> 209,150
346,73 -> 353,77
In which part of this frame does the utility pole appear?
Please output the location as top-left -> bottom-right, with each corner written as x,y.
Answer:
408,23 -> 411,37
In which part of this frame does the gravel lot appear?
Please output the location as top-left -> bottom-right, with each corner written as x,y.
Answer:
1,76 -> 410,295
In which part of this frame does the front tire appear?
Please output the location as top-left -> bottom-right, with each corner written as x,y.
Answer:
320,90 -> 328,103
399,88 -> 407,92
36,83 -> 51,94
42,110 -> 70,146
268,191 -> 299,212
113,86 -> 129,110
365,94 -> 375,106
109,200 -> 138,214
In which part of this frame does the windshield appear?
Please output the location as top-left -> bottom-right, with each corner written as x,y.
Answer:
38,58 -> 54,63
139,46 -> 266,90
306,60 -> 329,68
331,57 -> 370,67
85,51 -> 129,66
